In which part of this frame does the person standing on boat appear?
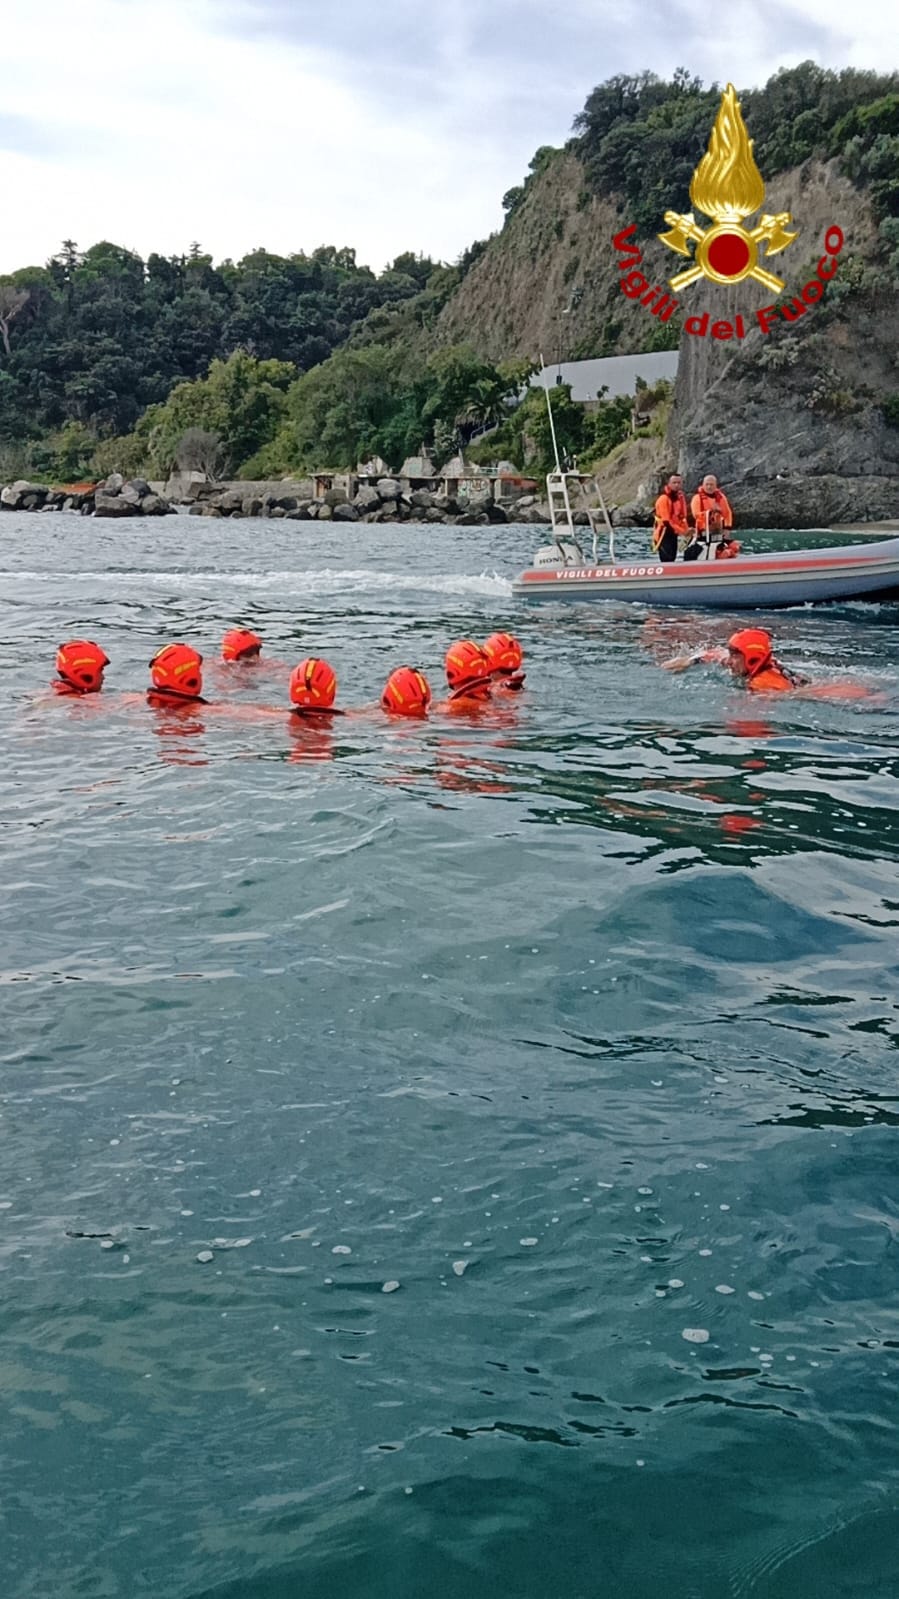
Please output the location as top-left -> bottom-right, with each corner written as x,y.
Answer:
652,473 -> 691,563
690,475 -> 734,560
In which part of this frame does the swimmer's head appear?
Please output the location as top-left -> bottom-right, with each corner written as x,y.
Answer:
54,640 -> 109,694
445,640 -> 490,696
222,628 -> 262,662
381,666 -> 432,716
289,657 -> 337,711
728,628 -> 773,679
483,632 -> 523,677
149,643 -> 204,698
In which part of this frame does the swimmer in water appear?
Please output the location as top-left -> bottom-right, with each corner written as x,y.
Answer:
437,640 -> 493,713
288,657 -> 344,718
221,628 -> 262,663
53,640 -> 110,695
663,628 -> 807,689
482,632 -> 526,691
663,628 -> 881,700
381,666 -> 432,717
147,643 -> 208,704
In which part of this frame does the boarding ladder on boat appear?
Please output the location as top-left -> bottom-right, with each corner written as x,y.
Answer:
546,470 -> 617,565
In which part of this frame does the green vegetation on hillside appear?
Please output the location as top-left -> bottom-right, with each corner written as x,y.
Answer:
0,240 -> 439,476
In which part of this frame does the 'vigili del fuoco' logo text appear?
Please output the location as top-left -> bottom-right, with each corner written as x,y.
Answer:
612,83 -> 844,339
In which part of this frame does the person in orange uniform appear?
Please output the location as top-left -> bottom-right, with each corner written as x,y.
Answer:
221,628 -> 262,663
652,473 -> 691,563
483,632 -> 526,691
725,629 -> 805,691
437,640 -> 494,713
381,666 -> 432,717
288,657 -> 344,718
147,643 -> 208,704
663,628 -> 884,701
663,628 -> 805,691
690,474 -> 734,561
53,640 -> 110,694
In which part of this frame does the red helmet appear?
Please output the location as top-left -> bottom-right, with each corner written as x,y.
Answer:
381,666 -> 432,715
728,628 -> 773,678
483,632 -> 523,675
445,640 -> 490,693
222,628 -> 262,662
55,639 -> 109,693
149,643 -> 204,698
289,657 -> 337,710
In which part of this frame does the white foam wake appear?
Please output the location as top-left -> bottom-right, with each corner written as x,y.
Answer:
2,567 -> 513,597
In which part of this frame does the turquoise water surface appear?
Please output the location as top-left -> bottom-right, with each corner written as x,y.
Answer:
2,513 -> 899,1598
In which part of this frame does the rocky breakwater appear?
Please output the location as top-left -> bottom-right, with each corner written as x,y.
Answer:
188,477 -> 551,526
1,480 -> 95,514
93,474 -> 173,517
0,474 -> 174,516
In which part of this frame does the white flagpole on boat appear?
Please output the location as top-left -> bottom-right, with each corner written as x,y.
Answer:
539,352 -> 563,474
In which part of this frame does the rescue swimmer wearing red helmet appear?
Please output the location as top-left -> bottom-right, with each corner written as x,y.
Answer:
439,640 -> 493,712
381,666 -> 432,717
148,643 -> 208,703
663,628 -> 806,691
289,657 -> 344,717
221,628 -> 262,663
482,632 -> 526,691
53,640 -> 110,695
726,629 -> 806,691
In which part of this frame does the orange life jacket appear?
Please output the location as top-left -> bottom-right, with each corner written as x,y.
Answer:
652,489 -> 690,549
691,488 -> 733,534
747,663 -> 797,693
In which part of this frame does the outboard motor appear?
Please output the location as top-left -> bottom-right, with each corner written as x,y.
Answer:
532,539 -> 584,569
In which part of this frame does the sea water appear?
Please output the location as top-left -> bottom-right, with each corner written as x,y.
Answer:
1,513 -> 898,1598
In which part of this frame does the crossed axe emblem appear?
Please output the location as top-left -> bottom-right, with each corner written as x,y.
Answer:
659,211 -> 798,293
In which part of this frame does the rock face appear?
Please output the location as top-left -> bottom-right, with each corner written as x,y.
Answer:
662,162 -> 899,528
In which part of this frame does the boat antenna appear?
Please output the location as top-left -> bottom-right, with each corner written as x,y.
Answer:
538,352 -> 563,474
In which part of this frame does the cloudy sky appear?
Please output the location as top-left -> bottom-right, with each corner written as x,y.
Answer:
2,0 -> 896,275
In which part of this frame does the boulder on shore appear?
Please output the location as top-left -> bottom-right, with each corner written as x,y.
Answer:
93,475 -> 173,517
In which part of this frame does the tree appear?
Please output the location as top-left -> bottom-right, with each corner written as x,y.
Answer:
143,351 -> 294,475
0,281 -> 28,358
176,427 -> 225,480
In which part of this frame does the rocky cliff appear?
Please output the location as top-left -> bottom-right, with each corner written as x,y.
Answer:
431,148 -> 898,526
435,152 -> 654,364
668,160 -> 899,526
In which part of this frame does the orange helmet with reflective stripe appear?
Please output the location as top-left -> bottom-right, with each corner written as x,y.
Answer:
55,639 -> 109,693
289,657 -> 337,710
445,639 -> 490,693
728,628 -> 773,678
222,628 -> 261,662
483,632 -> 523,675
381,666 -> 432,715
149,643 -> 204,698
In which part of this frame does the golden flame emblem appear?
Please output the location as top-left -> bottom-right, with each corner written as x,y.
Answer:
658,84 -> 797,292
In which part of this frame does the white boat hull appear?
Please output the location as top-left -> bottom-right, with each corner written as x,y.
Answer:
512,539 -> 899,608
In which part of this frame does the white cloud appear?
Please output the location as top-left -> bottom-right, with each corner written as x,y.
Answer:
1,0 -> 897,274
